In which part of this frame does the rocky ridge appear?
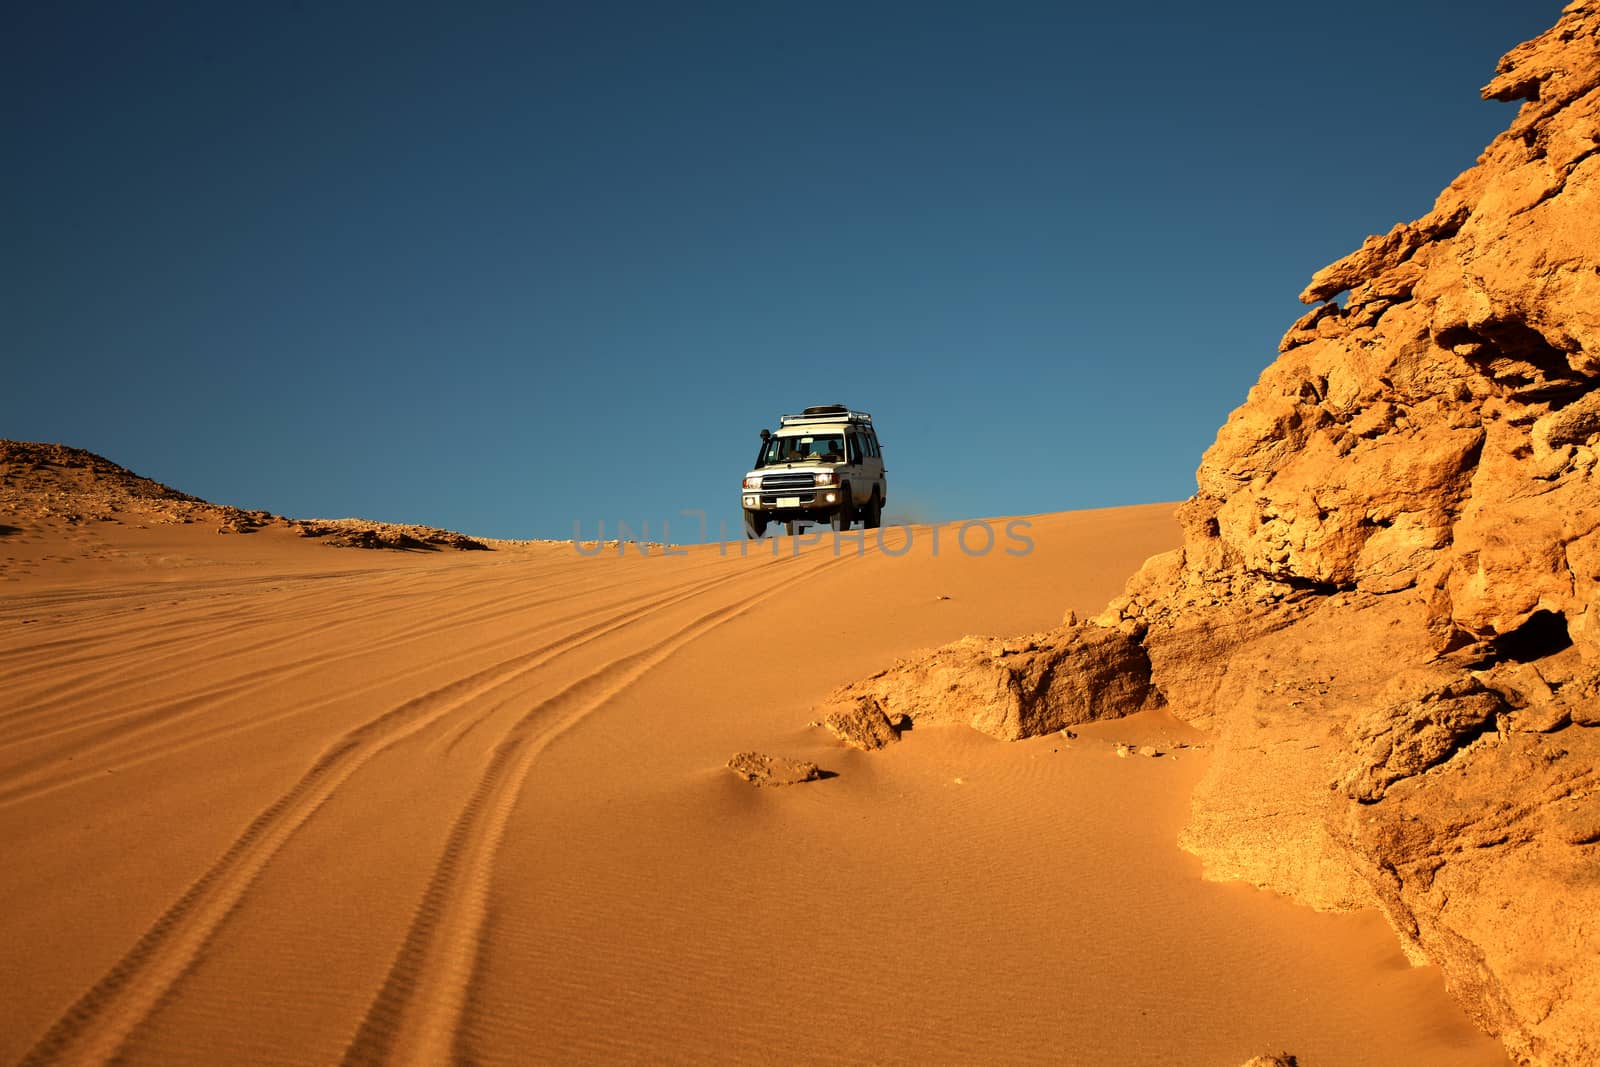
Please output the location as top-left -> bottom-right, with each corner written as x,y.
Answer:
816,6 -> 1600,1064
0,440 -> 491,551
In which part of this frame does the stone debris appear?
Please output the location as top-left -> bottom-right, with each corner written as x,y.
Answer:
575,539 -> 676,553
726,752 -> 822,787
820,695 -> 907,750
291,520 -> 489,551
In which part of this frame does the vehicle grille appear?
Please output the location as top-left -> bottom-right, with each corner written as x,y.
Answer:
760,472 -> 816,491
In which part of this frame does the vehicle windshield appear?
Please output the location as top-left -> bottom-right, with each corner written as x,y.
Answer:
763,433 -> 844,465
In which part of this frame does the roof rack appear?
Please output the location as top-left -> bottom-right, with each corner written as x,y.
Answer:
778,409 -> 873,427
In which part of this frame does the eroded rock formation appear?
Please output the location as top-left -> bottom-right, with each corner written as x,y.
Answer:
820,5 -> 1600,1063
815,624 -> 1161,746
1097,8 -> 1600,1058
1122,6 -> 1600,1059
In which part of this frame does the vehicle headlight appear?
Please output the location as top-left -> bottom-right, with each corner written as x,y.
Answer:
815,472 -> 834,485
743,475 -> 762,489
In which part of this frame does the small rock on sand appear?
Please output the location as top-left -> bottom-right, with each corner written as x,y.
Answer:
1115,744 -> 1131,758
819,695 -> 906,750
727,752 -> 822,787
1239,1055 -> 1298,1067
1138,745 -> 1160,758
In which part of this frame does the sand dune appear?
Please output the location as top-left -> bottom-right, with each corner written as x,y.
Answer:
0,506 -> 1506,1065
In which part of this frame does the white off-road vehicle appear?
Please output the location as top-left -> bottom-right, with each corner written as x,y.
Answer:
741,405 -> 887,537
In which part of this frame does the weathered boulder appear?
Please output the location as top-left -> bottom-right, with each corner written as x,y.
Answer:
816,623 -> 1161,743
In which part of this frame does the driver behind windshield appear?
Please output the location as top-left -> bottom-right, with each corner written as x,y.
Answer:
766,435 -> 844,464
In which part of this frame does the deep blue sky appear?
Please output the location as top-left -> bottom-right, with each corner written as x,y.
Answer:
4,3 -> 1560,539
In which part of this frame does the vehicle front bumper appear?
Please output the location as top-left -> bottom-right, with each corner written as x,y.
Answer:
741,486 -> 846,513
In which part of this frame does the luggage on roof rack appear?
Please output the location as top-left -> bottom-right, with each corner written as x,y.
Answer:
779,407 -> 873,427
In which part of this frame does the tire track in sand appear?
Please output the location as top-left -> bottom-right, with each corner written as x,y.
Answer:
0,560 -> 750,805
0,554 -> 683,731
13,553 -> 802,1067
340,552 -> 844,1067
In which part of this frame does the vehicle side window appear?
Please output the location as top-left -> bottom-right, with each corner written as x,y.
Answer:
848,433 -> 862,464
866,432 -> 879,458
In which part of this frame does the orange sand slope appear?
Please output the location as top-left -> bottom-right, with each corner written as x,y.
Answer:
0,507 -> 1507,1066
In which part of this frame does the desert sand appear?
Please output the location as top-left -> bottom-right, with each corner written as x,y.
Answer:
6,6 -> 1596,1064
0,495 -> 1507,1066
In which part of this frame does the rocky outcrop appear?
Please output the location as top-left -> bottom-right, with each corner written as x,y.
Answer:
1112,0 -> 1600,652
815,623 -> 1162,744
1100,5 -> 1600,1062
0,440 -> 204,504
0,439 -> 491,551
819,6 -> 1600,1063
288,519 -> 490,551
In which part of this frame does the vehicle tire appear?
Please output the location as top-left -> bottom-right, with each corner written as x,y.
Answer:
743,509 -> 767,539
831,486 -> 853,531
863,490 -> 882,529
